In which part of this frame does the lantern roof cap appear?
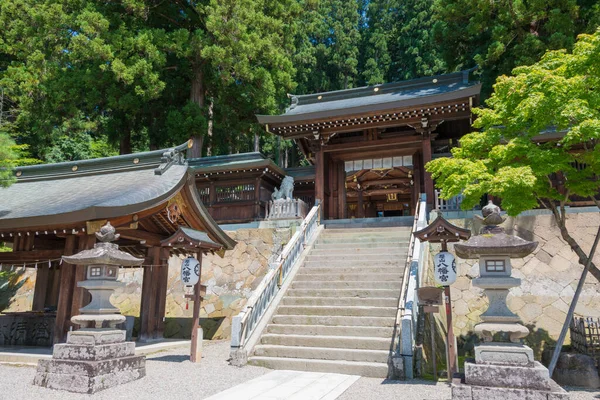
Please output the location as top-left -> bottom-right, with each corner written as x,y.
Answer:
62,223 -> 144,266
414,214 -> 471,243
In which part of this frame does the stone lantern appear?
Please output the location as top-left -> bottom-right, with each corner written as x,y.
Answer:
452,201 -> 568,399
34,222 -> 146,394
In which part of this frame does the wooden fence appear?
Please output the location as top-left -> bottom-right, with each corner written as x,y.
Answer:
570,316 -> 600,365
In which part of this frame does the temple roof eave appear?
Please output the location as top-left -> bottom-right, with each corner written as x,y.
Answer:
257,83 -> 481,128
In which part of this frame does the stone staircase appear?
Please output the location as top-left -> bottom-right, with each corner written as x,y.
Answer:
248,226 -> 411,377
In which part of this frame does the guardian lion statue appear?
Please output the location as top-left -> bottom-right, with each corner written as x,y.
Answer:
272,176 -> 294,200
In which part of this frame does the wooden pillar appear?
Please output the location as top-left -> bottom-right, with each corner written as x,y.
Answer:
422,132 -> 434,207
357,190 -> 365,218
139,246 -> 162,341
70,235 -> 95,319
155,247 -> 170,338
329,159 -> 338,218
190,252 -> 203,363
32,265 -> 50,311
254,177 -> 261,219
412,152 -> 422,215
315,148 -> 327,220
54,235 -> 77,344
337,161 -> 347,219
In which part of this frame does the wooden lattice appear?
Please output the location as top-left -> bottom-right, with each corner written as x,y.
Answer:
570,316 -> 600,366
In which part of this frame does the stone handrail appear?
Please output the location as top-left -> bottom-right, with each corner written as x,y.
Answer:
392,193 -> 427,379
230,202 -> 321,359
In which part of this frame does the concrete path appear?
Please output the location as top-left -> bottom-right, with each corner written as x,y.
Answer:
203,370 -> 360,400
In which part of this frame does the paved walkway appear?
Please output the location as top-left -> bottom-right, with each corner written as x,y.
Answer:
204,370 -> 360,400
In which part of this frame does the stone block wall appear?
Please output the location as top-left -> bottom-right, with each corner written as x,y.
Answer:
5,227 -> 287,341
428,212 -> 600,342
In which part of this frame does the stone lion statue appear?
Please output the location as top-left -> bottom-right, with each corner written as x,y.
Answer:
272,176 -> 294,200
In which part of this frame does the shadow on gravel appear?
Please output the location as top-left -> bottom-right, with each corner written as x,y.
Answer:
148,354 -> 190,363
379,379 -> 438,386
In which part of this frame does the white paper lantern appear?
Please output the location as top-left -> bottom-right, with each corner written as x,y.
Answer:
433,251 -> 456,286
181,257 -> 200,286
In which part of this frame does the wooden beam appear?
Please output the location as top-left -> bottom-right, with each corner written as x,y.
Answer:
32,264 -> 50,311
0,249 -> 64,263
117,229 -> 167,247
322,135 -> 422,153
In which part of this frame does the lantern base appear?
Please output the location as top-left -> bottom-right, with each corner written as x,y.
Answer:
33,329 -> 145,393
72,314 -> 126,329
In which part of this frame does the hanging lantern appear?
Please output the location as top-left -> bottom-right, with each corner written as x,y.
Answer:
433,251 -> 457,286
181,257 -> 200,286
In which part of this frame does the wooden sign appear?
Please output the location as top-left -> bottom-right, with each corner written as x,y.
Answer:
433,251 -> 456,286
181,257 -> 200,286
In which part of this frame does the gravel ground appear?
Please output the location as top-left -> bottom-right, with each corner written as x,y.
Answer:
0,340 -> 269,400
0,341 -> 598,400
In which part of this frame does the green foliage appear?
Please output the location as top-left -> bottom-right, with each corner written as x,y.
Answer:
0,0 -> 300,159
432,0 -> 600,98
427,30 -> 600,216
0,269 -> 27,313
0,132 -> 17,187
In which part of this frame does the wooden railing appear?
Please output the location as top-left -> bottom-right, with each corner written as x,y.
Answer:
434,189 -> 464,212
392,193 -> 427,379
230,202 -> 321,354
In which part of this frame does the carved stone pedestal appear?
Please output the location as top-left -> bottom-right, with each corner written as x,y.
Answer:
34,329 -> 145,394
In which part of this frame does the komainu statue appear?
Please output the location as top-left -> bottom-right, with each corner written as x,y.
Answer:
272,176 -> 294,200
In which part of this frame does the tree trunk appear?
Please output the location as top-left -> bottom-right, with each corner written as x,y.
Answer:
547,202 -> 600,282
189,61 -> 205,159
119,131 -> 132,155
206,98 -> 213,156
254,133 -> 260,152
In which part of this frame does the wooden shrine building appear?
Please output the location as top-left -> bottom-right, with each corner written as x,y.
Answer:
188,153 -> 285,224
0,144 -> 235,345
257,70 -> 482,218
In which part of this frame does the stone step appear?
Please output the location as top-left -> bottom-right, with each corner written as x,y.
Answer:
322,227 -> 411,234
309,247 -> 408,256
305,254 -> 405,263
276,305 -> 397,318
248,356 -> 389,378
266,324 -> 395,338
300,266 -> 404,274
281,296 -> 398,307
260,334 -> 392,351
303,260 -> 403,268
271,315 -> 395,327
286,288 -> 398,298
291,280 -> 402,289
313,241 -> 408,249
317,237 -> 409,244
294,272 -> 402,282
253,345 -> 390,363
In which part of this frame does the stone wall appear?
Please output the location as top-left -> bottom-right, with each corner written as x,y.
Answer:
427,211 -> 600,342
5,227 -> 288,340
4,268 -> 36,313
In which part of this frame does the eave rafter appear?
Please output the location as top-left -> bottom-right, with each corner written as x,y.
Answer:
270,100 -> 472,139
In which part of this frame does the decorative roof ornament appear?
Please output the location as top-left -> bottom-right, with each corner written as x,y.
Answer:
95,221 -> 119,242
154,147 -> 187,176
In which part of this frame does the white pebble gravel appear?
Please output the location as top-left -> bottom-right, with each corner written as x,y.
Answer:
0,340 -> 598,400
0,340 -> 269,400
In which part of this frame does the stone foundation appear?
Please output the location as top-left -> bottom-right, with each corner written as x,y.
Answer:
426,212 -> 600,340
33,329 -> 145,394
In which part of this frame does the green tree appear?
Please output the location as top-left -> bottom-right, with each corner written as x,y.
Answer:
426,30 -> 600,281
294,0 -> 361,93
0,132 -> 17,187
0,0 -> 299,160
361,0 -> 445,85
432,0 -> 599,98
